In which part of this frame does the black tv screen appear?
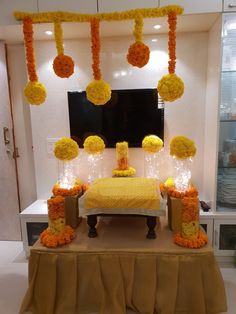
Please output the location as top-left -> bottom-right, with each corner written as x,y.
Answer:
68,89 -> 164,148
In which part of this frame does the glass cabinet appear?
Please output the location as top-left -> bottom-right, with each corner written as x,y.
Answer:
217,13 -> 236,212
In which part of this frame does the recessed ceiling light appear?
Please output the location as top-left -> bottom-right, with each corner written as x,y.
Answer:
45,30 -> 53,36
153,24 -> 161,30
151,39 -> 158,42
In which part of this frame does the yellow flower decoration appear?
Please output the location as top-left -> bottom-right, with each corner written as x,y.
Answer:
158,73 -> 184,102
116,141 -> 128,158
86,79 -> 111,105
164,177 -> 175,188
142,135 -> 163,153
24,81 -> 47,105
170,136 -> 196,159
112,167 -> 136,177
54,137 -> 79,161
83,135 -> 105,155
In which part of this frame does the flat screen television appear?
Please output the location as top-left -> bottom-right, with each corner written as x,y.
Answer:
68,88 -> 164,148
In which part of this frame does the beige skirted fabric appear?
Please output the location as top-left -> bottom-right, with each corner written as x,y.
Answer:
20,217 -> 227,314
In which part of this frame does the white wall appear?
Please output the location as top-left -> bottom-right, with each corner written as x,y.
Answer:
9,32 -> 209,200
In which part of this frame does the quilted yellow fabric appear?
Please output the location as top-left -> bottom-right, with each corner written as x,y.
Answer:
84,177 -> 160,210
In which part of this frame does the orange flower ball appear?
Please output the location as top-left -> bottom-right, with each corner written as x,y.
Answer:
127,42 -> 150,68
53,54 -> 74,78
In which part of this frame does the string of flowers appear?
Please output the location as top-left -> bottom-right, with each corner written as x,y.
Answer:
127,13 -> 150,68
86,19 -> 111,106
53,20 -> 75,78
14,6 -> 184,23
157,11 -> 184,102
23,17 -> 46,105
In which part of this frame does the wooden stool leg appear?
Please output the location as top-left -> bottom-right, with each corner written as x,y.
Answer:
146,216 -> 157,239
87,214 -> 98,238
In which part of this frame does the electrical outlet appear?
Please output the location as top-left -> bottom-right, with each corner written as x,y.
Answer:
46,138 -> 60,157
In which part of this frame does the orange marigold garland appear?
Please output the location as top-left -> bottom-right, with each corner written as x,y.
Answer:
86,19 -> 111,106
52,182 -> 82,197
53,21 -> 74,78
23,17 -> 46,105
127,14 -> 150,68
157,11 -> 184,102
40,195 -> 75,248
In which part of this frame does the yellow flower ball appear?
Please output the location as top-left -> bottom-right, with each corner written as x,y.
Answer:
83,135 -> 105,155
86,79 -> 111,105
170,136 -> 196,159
54,137 -> 79,161
157,73 -> 184,102
142,135 -> 163,153
24,81 -> 47,105
164,177 -> 175,188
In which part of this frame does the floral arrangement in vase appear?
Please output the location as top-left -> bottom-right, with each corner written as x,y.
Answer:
112,141 -> 136,177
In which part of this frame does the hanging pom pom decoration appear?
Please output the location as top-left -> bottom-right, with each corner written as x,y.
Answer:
86,19 -> 111,106
157,11 -> 184,102
23,17 -> 46,105
127,13 -> 150,68
53,20 -> 74,78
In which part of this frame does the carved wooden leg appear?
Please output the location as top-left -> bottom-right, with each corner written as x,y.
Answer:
146,216 -> 157,239
87,214 -> 98,238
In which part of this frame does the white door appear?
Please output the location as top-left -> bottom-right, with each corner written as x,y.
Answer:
0,42 -> 21,240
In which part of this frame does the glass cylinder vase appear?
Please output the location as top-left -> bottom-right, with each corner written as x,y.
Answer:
144,151 -> 161,180
58,159 -> 76,189
87,153 -> 103,184
173,157 -> 192,192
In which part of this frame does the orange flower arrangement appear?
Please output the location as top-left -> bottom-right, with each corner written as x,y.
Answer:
53,21 -> 74,78
40,225 -> 75,248
168,186 -> 198,199
127,14 -> 150,68
52,182 -> 82,197
23,17 -> 38,82
174,231 -> 208,249
168,12 -> 177,75
47,195 -> 65,220
182,197 -> 199,223
91,18 -> 101,80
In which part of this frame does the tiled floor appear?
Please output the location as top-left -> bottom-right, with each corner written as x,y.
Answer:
0,241 -> 235,314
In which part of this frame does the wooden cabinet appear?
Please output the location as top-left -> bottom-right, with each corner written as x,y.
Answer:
160,0 -> 222,14
98,0 -> 159,13
224,0 -> 236,11
0,0 -> 38,25
38,0 -> 97,13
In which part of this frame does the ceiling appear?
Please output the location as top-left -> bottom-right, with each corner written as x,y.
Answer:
0,13 -> 220,43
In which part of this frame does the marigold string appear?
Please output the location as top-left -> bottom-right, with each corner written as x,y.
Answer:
23,17 -> 38,82
168,12 -> 176,74
91,19 -> 101,80
54,20 -> 64,55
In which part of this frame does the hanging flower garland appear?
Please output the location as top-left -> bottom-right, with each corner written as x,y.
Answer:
23,17 -> 46,105
86,18 -> 111,106
157,11 -> 184,102
53,20 -> 75,78
127,13 -> 150,68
